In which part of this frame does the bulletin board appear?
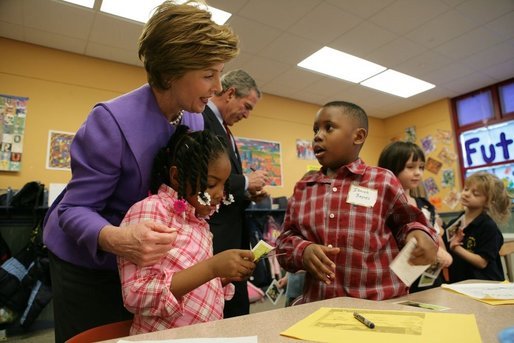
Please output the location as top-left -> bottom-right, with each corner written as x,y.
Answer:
0,94 -> 28,171
392,126 -> 460,212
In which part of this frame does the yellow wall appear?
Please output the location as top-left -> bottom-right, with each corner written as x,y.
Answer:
2,37 -> 459,206
0,38 -> 389,198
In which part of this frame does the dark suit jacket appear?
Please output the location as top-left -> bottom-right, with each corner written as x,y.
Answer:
202,105 -> 251,254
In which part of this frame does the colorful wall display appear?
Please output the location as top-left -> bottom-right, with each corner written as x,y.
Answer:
235,137 -> 282,186
0,94 -> 28,171
46,130 -> 75,170
296,139 -> 316,160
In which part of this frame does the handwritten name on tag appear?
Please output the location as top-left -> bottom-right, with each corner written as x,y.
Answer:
346,184 -> 377,207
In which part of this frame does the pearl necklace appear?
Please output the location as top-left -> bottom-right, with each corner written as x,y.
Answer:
170,110 -> 184,126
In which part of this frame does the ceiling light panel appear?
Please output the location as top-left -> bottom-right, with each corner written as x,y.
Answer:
297,46 -> 386,83
60,0 -> 95,8
100,0 -> 231,25
361,69 -> 435,98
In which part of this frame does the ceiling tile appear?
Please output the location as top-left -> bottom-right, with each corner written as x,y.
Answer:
260,82 -> 303,100
330,21 -> 396,57
304,76 -> 353,96
456,0 -> 514,26
24,27 -> 87,54
89,13 -> 142,50
365,37 -> 428,67
242,56 -> 289,84
22,0 -> 95,39
287,2 -> 362,43
0,22 -> 24,41
394,50 -> 452,77
0,0 -> 23,24
482,58 -> 514,81
461,38 -> 514,71
442,72 -> 497,94
206,0 -> 250,14
290,90 -> 325,106
421,61 -> 475,85
435,27 -> 506,60
325,0 -> 395,19
486,11 -> 514,39
2,0 -> 514,120
258,33 -> 321,65
406,10 -> 477,48
85,42 -> 141,66
369,0 -> 450,35
238,0 -> 320,30
224,51 -> 254,71
269,68 -> 322,89
227,16 -> 282,54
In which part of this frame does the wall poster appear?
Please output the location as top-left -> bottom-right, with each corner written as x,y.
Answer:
46,130 -> 75,170
0,94 -> 28,171
235,137 -> 282,186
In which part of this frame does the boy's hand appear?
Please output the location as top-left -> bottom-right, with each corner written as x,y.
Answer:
302,244 -> 340,284
211,249 -> 256,282
406,231 -> 438,265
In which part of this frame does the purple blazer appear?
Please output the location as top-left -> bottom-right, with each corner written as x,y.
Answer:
43,84 -> 204,270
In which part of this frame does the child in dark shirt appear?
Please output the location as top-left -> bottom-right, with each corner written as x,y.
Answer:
444,171 -> 511,282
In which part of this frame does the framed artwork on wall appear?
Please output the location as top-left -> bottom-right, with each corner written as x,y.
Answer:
235,137 -> 282,187
46,130 -> 75,170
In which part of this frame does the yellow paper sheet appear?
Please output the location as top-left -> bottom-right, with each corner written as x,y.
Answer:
280,307 -> 481,343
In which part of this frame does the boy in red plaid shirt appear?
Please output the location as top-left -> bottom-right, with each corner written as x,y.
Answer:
276,101 -> 438,303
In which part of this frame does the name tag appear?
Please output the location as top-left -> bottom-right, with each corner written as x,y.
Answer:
346,184 -> 377,207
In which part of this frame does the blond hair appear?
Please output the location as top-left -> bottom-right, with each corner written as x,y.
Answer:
138,0 -> 239,90
465,171 -> 512,225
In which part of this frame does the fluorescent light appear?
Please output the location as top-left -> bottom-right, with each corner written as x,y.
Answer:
360,69 -> 435,98
297,47 -> 386,83
206,6 -> 232,25
100,0 -> 164,23
60,0 -> 94,8
100,0 -> 231,25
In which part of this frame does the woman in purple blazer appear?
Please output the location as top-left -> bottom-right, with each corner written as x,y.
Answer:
42,2 -> 239,341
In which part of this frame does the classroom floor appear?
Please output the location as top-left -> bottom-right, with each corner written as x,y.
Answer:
4,296 -> 286,342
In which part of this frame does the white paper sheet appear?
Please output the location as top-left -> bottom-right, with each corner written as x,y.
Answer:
390,238 -> 431,286
441,282 -> 514,300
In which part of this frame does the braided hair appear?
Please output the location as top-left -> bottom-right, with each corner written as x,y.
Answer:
150,125 -> 230,201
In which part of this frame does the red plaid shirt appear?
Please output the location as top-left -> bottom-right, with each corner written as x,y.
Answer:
276,159 -> 437,302
118,185 -> 234,335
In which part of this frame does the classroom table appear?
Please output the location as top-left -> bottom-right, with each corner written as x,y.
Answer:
103,280 -> 512,343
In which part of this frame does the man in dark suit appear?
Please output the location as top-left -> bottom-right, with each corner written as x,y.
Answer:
202,69 -> 268,318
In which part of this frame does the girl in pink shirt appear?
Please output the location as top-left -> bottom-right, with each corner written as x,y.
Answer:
118,126 -> 255,334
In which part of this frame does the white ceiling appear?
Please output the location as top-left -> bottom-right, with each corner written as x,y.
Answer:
1,0 -> 513,119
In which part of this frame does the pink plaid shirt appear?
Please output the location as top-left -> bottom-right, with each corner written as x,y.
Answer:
276,159 -> 437,302
118,185 -> 234,335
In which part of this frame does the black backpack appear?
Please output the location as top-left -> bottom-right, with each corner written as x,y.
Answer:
10,182 -> 45,209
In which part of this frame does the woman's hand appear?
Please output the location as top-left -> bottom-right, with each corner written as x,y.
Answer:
99,221 -> 177,266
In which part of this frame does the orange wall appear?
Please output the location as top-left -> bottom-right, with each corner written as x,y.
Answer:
2,38 -> 458,206
0,38 -> 389,198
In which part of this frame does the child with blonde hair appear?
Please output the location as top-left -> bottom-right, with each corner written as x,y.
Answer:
444,171 -> 512,282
